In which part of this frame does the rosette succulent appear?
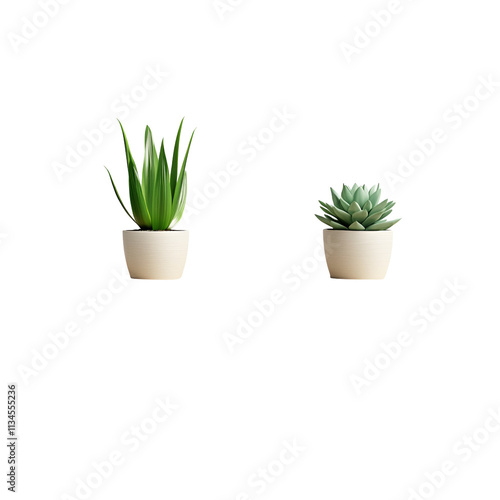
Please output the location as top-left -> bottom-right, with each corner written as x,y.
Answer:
316,183 -> 400,231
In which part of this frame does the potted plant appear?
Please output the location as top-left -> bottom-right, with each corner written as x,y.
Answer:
105,120 -> 195,280
315,184 -> 401,279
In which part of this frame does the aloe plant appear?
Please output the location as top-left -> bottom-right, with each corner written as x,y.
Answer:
316,183 -> 400,230
106,120 -> 195,230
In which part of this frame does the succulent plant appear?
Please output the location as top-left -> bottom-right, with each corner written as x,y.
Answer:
106,120 -> 194,230
316,183 -> 400,231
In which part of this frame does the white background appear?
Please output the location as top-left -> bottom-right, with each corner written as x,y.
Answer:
2,0 -> 500,499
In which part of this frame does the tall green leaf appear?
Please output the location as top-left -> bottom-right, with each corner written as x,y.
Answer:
170,173 -> 187,228
118,121 -> 151,229
170,118 -> 184,197
151,141 -> 171,230
104,167 -> 136,225
142,126 -> 158,214
172,129 -> 195,213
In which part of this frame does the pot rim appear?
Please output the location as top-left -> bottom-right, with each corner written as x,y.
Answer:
123,229 -> 188,233
323,229 -> 393,233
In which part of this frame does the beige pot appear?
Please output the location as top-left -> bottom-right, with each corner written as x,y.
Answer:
323,229 -> 393,279
123,230 -> 189,280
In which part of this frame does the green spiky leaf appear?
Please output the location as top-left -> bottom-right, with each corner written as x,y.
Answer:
320,207 -> 343,225
366,218 -> 401,231
362,200 -> 372,212
348,201 -> 361,215
330,188 -> 341,207
369,185 -> 381,206
353,186 -> 369,207
339,197 -> 350,211
349,221 -> 365,230
380,209 -> 392,220
352,209 -> 368,223
370,199 -> 388,214
319,201 -> 336,216
341,185 -> 353,203
331,205 -> 352,225
362,210 -> 384,228
315,214 -> 347,230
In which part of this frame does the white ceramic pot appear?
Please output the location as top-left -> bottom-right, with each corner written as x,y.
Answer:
323,229 -> 393,279
123,230 -> 189,280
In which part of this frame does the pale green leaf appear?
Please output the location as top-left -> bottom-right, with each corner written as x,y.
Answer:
352,209 -> 368,223
331,205 -> 352,225
348,201 -> 361,214
369,185 -> 381,206
330,188 -> 341,207
362,200 -> 372,212
362,211 -> 384,228
339,197 -> 350,211
353,186 -> 369,206
366,218 -> 401,231
349,221 -> 365,230
341,184 -> 353,203
370,199 -> 388,214
316,214 -> 347,230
